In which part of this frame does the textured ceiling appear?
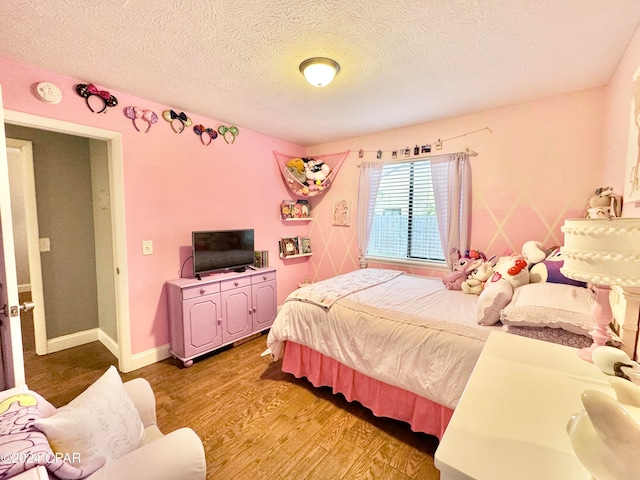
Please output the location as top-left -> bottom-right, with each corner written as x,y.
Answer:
1,1 -> 640,146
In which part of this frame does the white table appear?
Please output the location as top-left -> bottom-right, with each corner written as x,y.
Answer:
435,331 -> 612,480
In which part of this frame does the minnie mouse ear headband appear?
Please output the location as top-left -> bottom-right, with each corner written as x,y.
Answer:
163,110 -> 192,133
193,125 -> 217,146
218,125 -> 239,144
124,106 -> 158,133
75,84 -> 118,114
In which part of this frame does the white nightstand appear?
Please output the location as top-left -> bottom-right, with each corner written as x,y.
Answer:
435,331 -> 613,480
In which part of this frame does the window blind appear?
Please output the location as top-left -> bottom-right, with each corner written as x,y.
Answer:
367,160 -> 445,262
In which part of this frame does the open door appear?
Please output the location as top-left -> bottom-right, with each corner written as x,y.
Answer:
0,86 -> 26,388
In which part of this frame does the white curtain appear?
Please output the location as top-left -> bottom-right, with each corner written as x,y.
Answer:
357,162 -> 383,268
430,152 -> 472,269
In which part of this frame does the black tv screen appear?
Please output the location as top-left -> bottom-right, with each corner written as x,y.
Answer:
192,229 -> 254,277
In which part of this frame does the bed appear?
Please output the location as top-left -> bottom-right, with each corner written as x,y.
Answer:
264,268 -> 637,439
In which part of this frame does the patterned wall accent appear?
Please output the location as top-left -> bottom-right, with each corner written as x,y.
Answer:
304,88 -> 604,284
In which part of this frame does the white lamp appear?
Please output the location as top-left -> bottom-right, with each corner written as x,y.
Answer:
299,57 -> 340,87
561,218 -> 640,362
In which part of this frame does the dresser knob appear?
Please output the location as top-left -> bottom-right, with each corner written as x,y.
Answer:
200,288 -> 205,295
234,281 -> 239,286
263,275 -> 267,280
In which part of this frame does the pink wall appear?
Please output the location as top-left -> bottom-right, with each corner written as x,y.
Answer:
0,57 -> 306,355
600,24 -> 640,217
305,89 -> 605,281
4,26 -> 638,355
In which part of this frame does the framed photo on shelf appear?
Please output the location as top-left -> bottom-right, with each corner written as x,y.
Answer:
298,236 -> 312,254
280,236 -> 299,257
280,200 -> 294,219
296,200 -> 311,218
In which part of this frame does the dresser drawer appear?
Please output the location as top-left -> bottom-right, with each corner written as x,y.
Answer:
220,276 -> 251,291
182,283 -> 220,300
252,270 -> 277,284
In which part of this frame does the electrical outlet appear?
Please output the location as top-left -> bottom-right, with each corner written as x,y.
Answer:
142,240 -> 153,255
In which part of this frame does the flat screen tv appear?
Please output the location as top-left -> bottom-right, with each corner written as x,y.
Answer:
192,229 -> 255,278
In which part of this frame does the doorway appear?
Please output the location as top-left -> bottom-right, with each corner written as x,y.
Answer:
3,109 -> 132,374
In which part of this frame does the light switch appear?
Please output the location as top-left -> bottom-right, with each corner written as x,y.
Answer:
142,240 -> 153,255
39,238 -> 51,252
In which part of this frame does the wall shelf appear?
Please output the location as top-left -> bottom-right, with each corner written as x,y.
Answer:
280,253 -> 312,259
282,218 -> 313,222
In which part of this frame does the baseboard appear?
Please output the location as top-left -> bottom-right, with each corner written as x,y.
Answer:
129,344 -> 172,371
47,329 -> 99,353
98,330 -> 119,359
46,330 -> 172,371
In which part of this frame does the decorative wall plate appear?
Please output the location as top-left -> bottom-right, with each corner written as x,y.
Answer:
35,82 -> 62,104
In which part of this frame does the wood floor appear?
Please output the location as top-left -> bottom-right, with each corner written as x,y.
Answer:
21,311 -> 440,479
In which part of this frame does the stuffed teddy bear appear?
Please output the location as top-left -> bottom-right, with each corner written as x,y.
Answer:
443,248 -> 484,290
585,186 -> 622,219
461,256 -> 497,294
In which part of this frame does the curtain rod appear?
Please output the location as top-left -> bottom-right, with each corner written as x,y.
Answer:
357,148 -> 477,167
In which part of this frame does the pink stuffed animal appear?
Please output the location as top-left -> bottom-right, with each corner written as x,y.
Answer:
443,248 -> 483,290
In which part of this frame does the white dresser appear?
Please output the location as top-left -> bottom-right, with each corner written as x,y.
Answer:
435,331 -> 613,480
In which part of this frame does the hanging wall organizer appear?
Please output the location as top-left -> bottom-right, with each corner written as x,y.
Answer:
274,150 -> 349,198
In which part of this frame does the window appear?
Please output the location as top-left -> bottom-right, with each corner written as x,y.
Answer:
366,160 -> 445,262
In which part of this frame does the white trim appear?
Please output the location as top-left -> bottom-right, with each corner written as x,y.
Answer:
3,109 -> 131,372
129,344 -> 172,371
98,329 -> 119,359
47,329 -> 99,353
366,256 -> 449,271
0,87 -> 25,388
17,284 -> 30,293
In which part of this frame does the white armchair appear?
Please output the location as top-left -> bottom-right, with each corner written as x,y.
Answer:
11,378 -> 206,480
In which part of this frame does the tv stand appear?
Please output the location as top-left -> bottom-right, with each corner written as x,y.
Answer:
166,267 -> 277,367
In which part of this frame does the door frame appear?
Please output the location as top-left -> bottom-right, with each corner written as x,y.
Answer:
3,110 -> 132,372
6,138 -> 47,355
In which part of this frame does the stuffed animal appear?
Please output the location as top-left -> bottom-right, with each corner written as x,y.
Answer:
492,253 -> 530,289
585,186 -> 622,219
522,240 -> 547,267
286,158 -> 307,185
461,256 -> 497,295
304,159 -> 331,184
529,247 -> 587,287
443,248 -> 483,290
476,275 -> 514,325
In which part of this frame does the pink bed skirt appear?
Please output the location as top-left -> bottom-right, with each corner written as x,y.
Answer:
281,341 -> 454,440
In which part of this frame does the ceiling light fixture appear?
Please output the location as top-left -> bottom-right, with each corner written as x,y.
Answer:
299,57 -> 340,87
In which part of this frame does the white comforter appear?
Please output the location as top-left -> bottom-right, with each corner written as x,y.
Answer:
267,269 -> 500,409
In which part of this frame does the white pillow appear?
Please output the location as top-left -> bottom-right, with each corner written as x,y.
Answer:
500,283 -> 593,335
35,365 -> 144,468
